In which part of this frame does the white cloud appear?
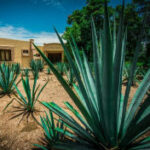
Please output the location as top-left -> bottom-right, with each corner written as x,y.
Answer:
0,25 -> 63,45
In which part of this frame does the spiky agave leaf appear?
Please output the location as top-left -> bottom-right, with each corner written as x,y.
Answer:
34,0 -> 150,149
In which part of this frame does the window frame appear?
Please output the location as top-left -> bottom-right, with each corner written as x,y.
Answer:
22,49 -> 30,56
0,49 -> 12,61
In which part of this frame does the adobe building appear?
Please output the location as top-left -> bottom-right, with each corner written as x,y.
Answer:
0,38 -> 64,68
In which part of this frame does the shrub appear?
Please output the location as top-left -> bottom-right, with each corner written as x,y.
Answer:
0,63 -> 20,97
123,62 -> 145,86
34,1 -> 150,149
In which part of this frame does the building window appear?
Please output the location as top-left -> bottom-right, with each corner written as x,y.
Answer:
22,49 -> 29,56
0,50 -> 11,61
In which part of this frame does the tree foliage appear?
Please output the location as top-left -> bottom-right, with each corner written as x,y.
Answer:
63,0 -> 149,62
133,0 -> 150,61
63,0 -> 113,60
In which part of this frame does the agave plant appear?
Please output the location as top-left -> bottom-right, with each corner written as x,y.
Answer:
30,59 -> 44,72
22,68 -> 29,77
56,62 -> 66,75
65,65 -> 76,87
4,75 -> 48,124
47,67 -> 51,75
33,1 -> 150,149
33,67 -> 39,79
12,63 -> 20,75
34,111 -> 67,150
30,59 -> 40,78
37,59 -> 44,72
0,63 -> 20,97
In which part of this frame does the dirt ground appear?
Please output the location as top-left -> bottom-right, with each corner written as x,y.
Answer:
0,71 -> 138,150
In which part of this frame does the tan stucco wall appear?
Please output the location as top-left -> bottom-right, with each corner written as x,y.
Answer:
0,38 -> 64,68
0,38 -> 32,67
43,43 -> 64,62
43,43 -> 63,52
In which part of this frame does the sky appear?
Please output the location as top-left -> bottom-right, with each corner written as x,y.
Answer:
0,0 -> 131,45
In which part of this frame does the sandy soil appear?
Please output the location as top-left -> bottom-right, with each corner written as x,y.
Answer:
0,72 -> 141,150
0,72 -> 73,150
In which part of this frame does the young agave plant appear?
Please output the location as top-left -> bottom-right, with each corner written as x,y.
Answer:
47,67 -> 51,75
34,111 -> 67,150
5,75 -> 48,124
22,68 -> 29,77
37,59 -> 44,72
32,67 -> 39,79
34,1 -> 150,149
56,62 -> 66,75
12,63 -> 20,75
30,60 -> 39,78
30,59 -> 44,72
0,63 -> 20,97
65,66 -> 76,87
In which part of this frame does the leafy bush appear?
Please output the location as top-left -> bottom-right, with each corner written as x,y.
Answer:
34,111 -> 67,150
34,1 -> 150,150
0,63 -> 20,97
56,62 -> 66,75
123,62 -> 145,86
4,75 -> 48,124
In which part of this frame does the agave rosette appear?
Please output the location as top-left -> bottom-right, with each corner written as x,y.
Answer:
33,1 -> 150,149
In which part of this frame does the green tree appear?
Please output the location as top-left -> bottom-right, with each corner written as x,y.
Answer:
116,3 -> 142,60
63,0 -> 114,61
133,0 -> 150,60
63,0 -> 149,63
